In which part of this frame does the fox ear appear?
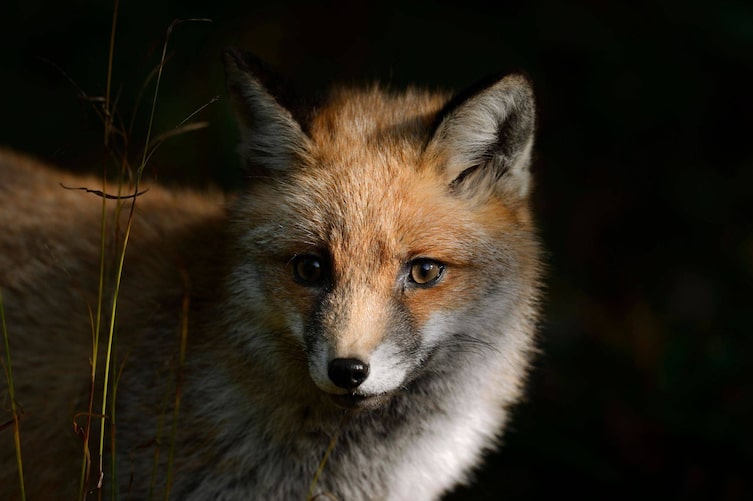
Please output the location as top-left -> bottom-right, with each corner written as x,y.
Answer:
426,74 -> 535,201
223,47 -> 312,172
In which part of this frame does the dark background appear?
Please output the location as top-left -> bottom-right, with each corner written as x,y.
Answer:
2,1 -> 752,499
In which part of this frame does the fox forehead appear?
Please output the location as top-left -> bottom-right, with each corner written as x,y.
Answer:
307,85 -> 451,159
281,88 -> 484,249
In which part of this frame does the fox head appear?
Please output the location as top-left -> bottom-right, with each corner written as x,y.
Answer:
222,49 -> 539,409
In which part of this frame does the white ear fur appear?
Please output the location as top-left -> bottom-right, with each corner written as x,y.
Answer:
426,74 -> 536,200
223,48 -> 312,172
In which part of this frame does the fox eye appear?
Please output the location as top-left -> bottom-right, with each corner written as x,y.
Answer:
408,259 -> 445,287
291,255 -> 326,286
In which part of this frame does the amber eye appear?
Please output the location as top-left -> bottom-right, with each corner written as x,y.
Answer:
291,255 -> 326,286
409,259 -> 445,286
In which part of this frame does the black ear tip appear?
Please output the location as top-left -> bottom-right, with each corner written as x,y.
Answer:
222,47 -> 246,79
222,47 -> 270,75
222,46 -> 241,59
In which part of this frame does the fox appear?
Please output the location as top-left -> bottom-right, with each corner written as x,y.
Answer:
0,48 -> 541,500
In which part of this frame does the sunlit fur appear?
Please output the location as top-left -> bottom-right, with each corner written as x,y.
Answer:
0,51 -> 541,500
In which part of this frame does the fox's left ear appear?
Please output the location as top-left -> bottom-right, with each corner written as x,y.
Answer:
425,74 -> 535,201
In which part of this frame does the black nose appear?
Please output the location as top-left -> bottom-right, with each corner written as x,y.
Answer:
328,358 -> 370,390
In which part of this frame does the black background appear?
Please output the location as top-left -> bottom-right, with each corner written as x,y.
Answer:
2,1 -> 752,499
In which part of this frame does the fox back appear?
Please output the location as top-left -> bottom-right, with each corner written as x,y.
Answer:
0,49 -> 541,500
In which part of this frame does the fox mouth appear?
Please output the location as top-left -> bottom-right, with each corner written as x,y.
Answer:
329,392 -> 389,410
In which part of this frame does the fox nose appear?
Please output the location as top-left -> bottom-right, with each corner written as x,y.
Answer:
328,358 -> 370,390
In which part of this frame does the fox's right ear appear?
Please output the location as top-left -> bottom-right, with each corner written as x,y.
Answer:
223,47 -> 312,173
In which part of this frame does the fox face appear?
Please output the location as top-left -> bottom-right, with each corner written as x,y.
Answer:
223,49 -> 538,410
